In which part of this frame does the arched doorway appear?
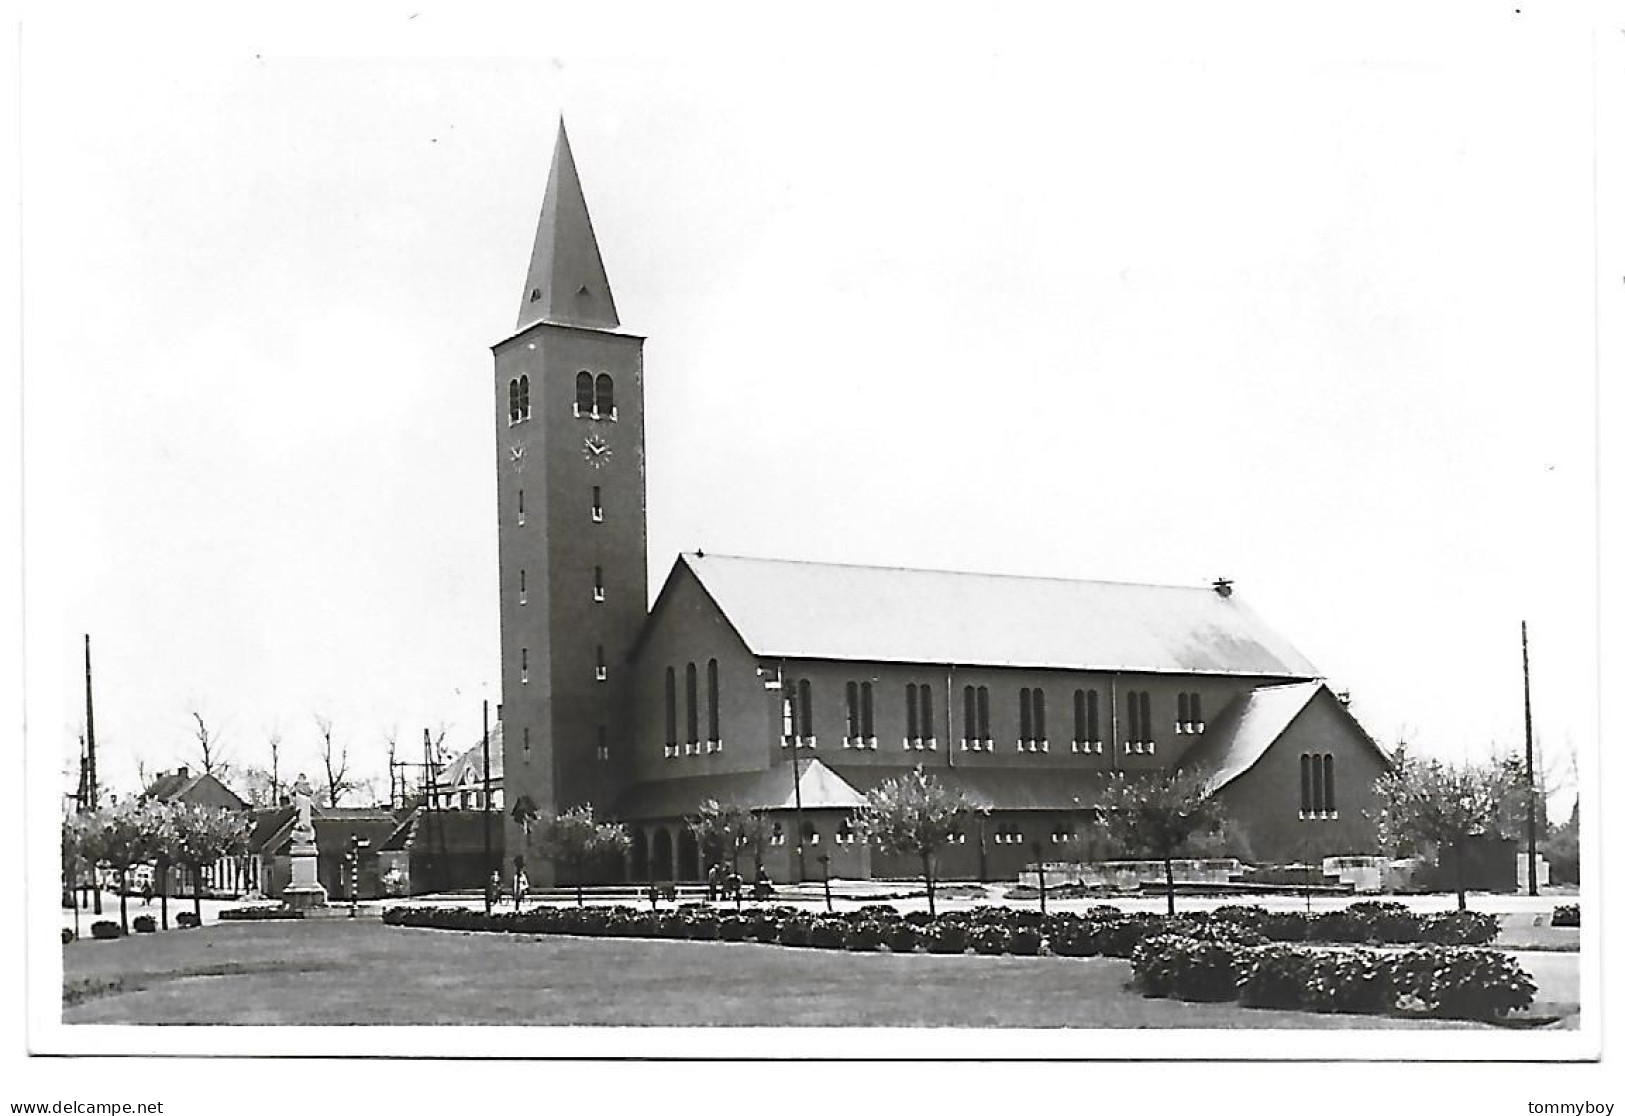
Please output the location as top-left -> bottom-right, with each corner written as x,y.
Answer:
677,828 -> 700,881
630,829 -> 649,883
651,828 -> 674,882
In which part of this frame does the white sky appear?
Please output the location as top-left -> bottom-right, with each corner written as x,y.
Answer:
19,6 -> 1603,823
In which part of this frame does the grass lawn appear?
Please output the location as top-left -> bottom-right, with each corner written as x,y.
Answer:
62,919 -> 1519,1028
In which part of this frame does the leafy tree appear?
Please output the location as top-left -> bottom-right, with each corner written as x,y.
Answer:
171,803 -> 253,921
686,798 -> 753,877
1541,799 -> 1579,886
855,766 -> 971,918
61,814 -> 87,933
537,804 -> 632,906
1372,749 -> 1524,911
79,801 -> 158,933
1091,768 -> 1225,916
143,802 -> 185,930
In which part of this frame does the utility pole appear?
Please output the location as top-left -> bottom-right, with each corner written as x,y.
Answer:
422,728 -> 437,894
84,635 -> 101,914
1523,621 -> 1539,897
482,700 -> 493,915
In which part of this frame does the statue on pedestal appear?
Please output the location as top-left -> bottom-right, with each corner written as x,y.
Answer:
290,774 -> 316,846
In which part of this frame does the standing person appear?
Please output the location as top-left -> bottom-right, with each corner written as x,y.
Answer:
140,879 -> 154,907
706,862 -> 720,902
512,857 -> 528,911
486,870 -> 502,911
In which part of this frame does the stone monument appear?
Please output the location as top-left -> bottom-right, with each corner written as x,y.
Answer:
281,773 -> 328,911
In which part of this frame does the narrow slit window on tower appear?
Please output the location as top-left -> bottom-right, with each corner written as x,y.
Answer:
595,644 -> 607,681
595,373 -> 615,419
593,566 -> 605,602
860,681 -> 875,744
591,485 -> 603,523
519,568 -> 527,606
707,658 -> 720,744
520,648 -> 528,685
664,667 -> 678,756
597,724 -> 609,762
685,662 -> 699,749
575,371 -> 594,418
523,726 -> 531,761
508,379 -> 521,425
517,489 -> 525,525
797,679 -> 813,744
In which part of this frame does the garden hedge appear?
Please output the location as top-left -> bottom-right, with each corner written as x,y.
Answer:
382,901 -> 1498,953
219,906 -> 305,921
1129,933 -> 1535,1021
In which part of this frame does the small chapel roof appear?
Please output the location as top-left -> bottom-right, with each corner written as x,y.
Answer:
671,552 -> 1321,678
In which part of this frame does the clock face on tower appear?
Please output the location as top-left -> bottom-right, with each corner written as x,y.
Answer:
582,433 -> 611,466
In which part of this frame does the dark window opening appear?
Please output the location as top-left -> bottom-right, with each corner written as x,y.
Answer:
575,371 -> 594,414
594,373 -> 614,416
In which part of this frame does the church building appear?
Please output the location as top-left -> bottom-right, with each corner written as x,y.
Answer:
493,123 -> 1390,885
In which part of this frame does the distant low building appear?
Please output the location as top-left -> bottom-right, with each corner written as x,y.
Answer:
427,727 -> 504,812
140,765 -> 251,896
377,807 -> 503,896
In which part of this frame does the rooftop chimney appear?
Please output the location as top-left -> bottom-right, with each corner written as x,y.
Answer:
176,765 -> 189,779
1212,578 -> 1233,599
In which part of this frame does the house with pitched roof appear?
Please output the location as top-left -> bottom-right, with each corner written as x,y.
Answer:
140,766 -> 252,896
492,124 -> 1390,885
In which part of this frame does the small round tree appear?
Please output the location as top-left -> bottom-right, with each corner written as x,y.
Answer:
172,804 -> 253,922
855,766 -> 971,919
538,804 -> 631,906
1091,767 -> 1225,916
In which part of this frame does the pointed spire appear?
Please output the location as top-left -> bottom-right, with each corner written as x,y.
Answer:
517,120 -> 620,331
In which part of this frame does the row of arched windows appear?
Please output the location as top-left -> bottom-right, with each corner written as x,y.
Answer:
664,660 -> 721,757
575,371 -> 616,419
1301,753 -> 1337,816
507,375 -> 531,424
843,681 -> 877,748
1017,687 -> 1048,751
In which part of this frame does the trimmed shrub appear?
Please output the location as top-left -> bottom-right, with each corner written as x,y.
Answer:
882,922 -> 920,954
717,915 -> 751,942
903,910 -> 935,928
851,904 -> 901,923
778,915 -> 815,948
968,925 -> 1010,955
1344,900 -> 1423,944
61,927 -> 75,944
1388,946 -> 1536,1020
748,910 -> 782,944
808,918 -> 850,950
132,915 -> 157,934
1132,934 -> 1249,1002
90,920 -> 122,940
1238,945 -> 1314,1009
1092,915 -> 1163,958
1258,911 -> 1310,942
1046,921 -> 1101,958
220,906 -> 303,921
1083,904 -> 1125,921
1551,904 -> 1580,928
175,911 -> 201,929
1300,949 -> 1393,1014
1007,927 -> 1044,956
924,922 -> 970,955
846,920 -> 886,952
683,913 -> 721,941
1419,911 -> 1499,947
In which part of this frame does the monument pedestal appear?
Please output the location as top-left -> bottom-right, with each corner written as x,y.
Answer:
282,840 -> 328,911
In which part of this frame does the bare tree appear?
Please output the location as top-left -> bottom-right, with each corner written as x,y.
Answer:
267,728 -> 282,804
189,710 -> 230,778
315,715 -> 355,808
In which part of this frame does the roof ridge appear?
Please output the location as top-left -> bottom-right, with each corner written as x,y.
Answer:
683,551 -> 1220,593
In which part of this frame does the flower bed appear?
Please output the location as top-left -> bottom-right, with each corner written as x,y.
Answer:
382,901 -> 1499,955
219,905 -> 305,921
1130,933 -> 1535,1022
132,915 -> 157,934
1550,904 -> 1579,928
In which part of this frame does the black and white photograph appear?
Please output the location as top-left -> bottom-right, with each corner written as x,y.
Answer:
8,2 -> 1620,1109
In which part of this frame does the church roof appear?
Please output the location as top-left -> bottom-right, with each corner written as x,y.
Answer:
674,552 -> 1321,678
515,120 -> 620,332
616,758 -> 866,819
1179,681 -> 1389,792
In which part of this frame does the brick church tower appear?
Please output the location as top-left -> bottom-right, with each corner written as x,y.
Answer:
493,122 -> 647,879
